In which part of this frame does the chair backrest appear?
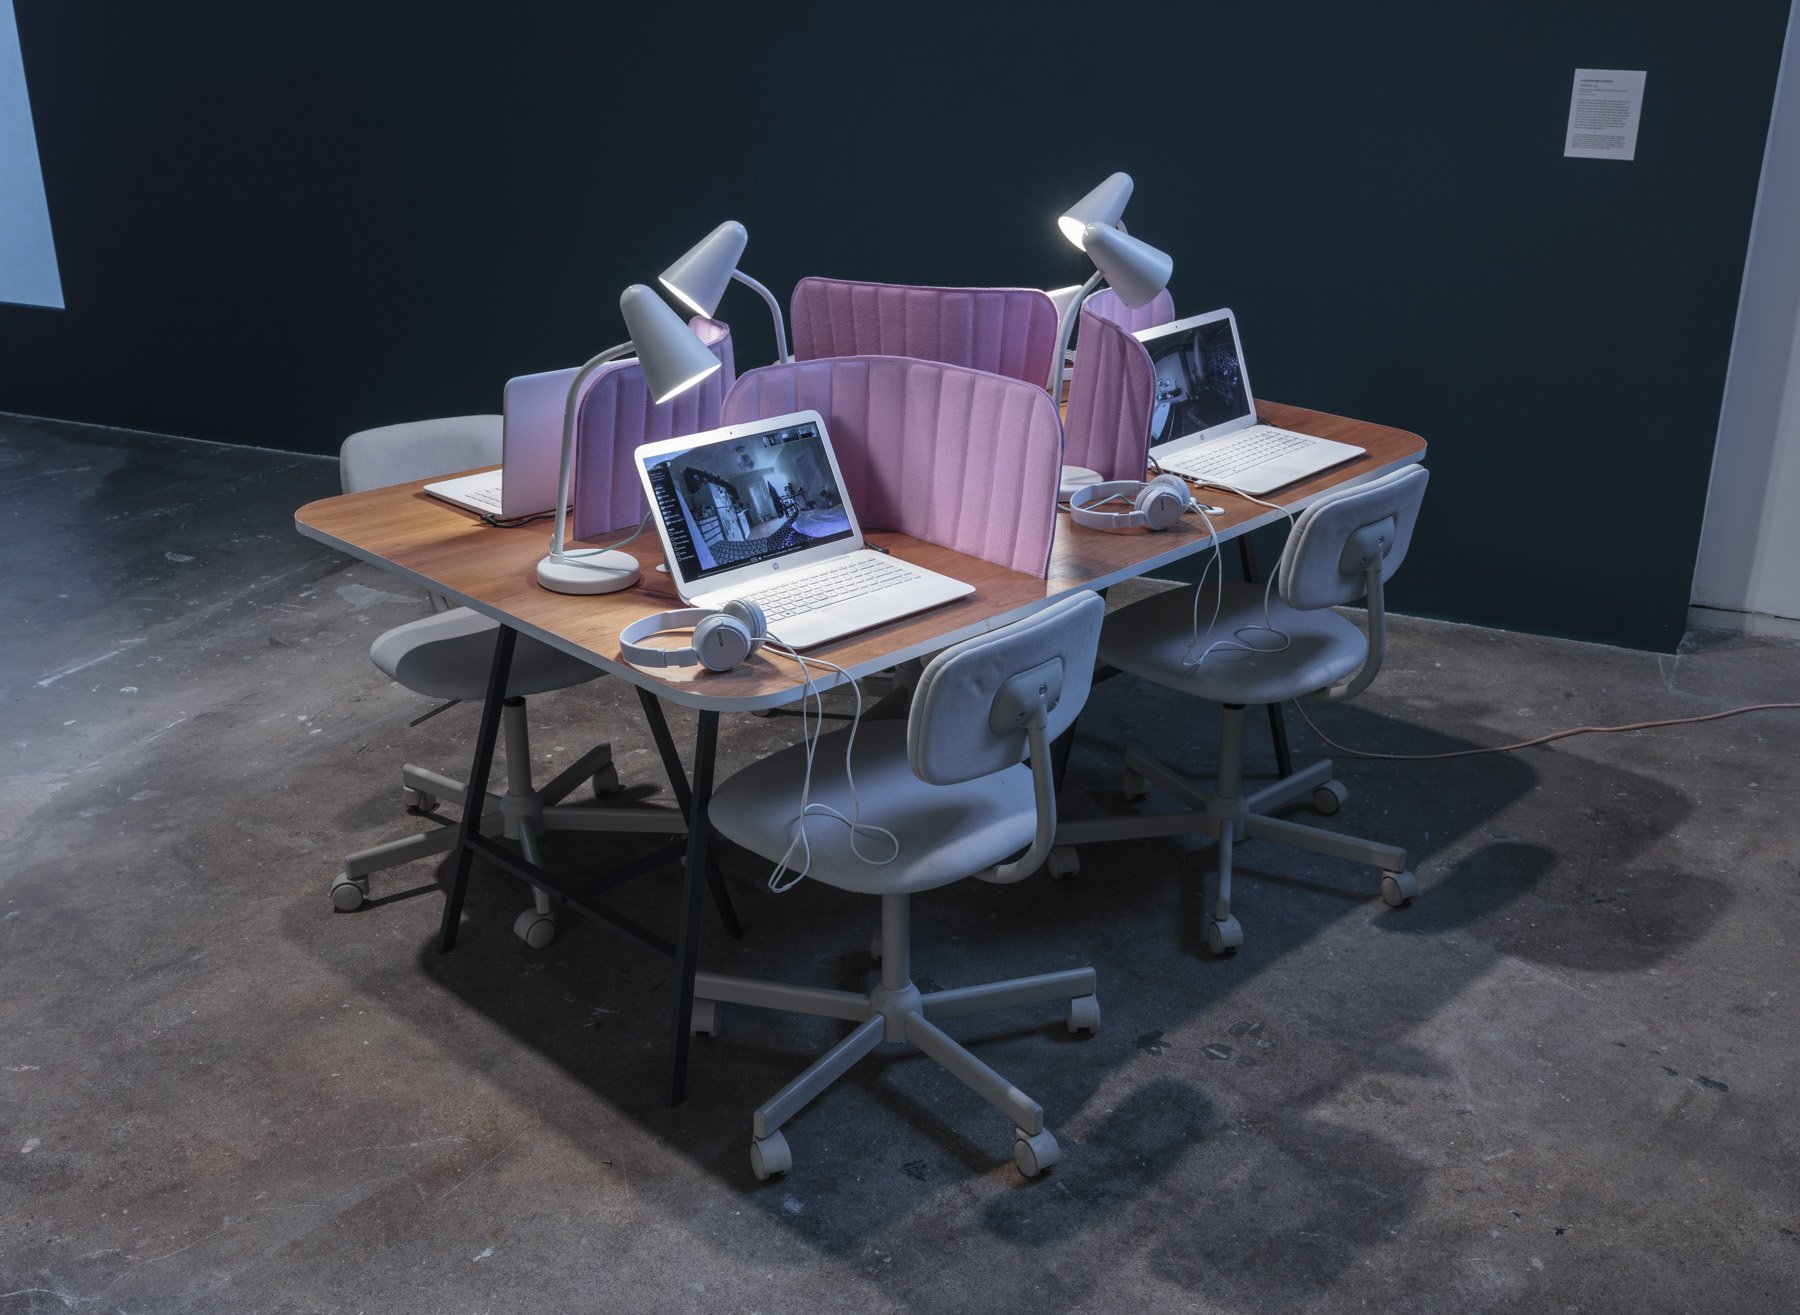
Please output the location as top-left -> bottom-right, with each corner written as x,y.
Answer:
790,277 -> 1060,388
1082,286 -> 1176,335
570,318 -> 735,539
1278,464 -> 1430,611
339,414 -> 503,494
908,591 -> 1105,787
721,355 -> 1063,577
1062,304 -> 1156,480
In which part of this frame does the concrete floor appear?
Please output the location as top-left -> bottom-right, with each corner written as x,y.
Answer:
2,412 -> 1796,1315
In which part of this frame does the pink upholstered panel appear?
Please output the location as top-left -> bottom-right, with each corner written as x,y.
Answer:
721,356 -> 1062,577
1082,286 -> 1176,335
571,318 -> 735,539
790,277 -> 1060,388
1063,306 -> 1155,481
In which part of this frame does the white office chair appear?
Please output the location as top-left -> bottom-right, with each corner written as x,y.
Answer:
1052,465 -> 1430,954
333,416 -> 685,947
692,592 -> 1107,1181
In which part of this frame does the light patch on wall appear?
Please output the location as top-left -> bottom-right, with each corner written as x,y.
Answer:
0,0 -> 63,309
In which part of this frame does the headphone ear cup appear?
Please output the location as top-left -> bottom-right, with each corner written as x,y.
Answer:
724,598 -> 767,656
1135,481 -> 1186,531
1150,473 -> 1192,503
690,613 -> 753,672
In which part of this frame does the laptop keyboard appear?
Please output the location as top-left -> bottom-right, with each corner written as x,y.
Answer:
737,557 -> 913,625
1161,426 -> 1313,481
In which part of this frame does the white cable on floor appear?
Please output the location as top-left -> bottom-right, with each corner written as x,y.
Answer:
1290,698 -> 1800,762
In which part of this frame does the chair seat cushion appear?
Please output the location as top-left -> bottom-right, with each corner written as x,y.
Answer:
1098,580 -> 1367,705
709,722 -> 1036,896
370,608 -> 600,701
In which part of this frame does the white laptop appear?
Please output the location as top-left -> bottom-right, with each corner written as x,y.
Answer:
424,366 -> 581,518
1136,310 -> 1364,495
634,410 -> 974,649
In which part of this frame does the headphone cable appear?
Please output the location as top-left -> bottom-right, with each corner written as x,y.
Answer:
759,635 -> 900,891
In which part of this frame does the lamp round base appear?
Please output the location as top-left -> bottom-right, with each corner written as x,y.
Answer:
536,551 -> 642,595
1060,465 -> 1104,501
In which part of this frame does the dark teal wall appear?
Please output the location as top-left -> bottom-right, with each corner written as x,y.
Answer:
2,2 -> 1790,649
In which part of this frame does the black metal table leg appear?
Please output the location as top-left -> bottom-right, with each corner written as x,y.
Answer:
1051,722 -> 1078,794
438,624 -> 518,953
665,709 -> 719,1107
636,687 -> 742,939
1237,536 -> 1294,778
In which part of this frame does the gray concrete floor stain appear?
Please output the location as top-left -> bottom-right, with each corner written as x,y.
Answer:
2,414 -> 1797,1313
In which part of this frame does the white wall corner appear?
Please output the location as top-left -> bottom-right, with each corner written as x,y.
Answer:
1691,1 -> 1800,626
0,0 -> 64,310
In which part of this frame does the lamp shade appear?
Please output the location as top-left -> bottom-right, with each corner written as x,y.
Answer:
1082,223 -> 1172,308
1057,172 -> 1133,247
618,283 -> 722,403
659,220 -> 749,319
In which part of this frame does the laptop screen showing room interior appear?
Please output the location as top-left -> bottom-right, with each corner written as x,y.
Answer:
1145,315 -> 1253,446
640,418 -> 856,584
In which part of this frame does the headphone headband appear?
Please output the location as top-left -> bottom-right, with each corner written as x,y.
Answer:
619,609 -> 720,668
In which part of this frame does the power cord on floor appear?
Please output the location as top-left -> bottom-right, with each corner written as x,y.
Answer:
1289,698 -> 1800,762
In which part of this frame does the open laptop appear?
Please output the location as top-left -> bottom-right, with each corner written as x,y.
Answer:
635,410 -> 973,649
1136,310 -> 1364,495
423,366 -> 580,518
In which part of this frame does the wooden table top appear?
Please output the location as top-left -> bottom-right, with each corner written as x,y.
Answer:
295,399 -> 1425,711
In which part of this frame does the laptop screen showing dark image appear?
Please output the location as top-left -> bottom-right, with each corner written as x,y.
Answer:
1144,318 -> 1252,446
642,419 -> 855,583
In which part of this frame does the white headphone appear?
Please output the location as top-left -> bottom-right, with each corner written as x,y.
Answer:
618,599 -> 768,673
1067,474 -> 1194,532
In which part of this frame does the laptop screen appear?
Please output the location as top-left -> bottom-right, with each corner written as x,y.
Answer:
640,417 -> 856,584
1143,315 -> 1252,446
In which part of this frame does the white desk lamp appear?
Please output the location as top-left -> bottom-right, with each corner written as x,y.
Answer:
660,220 -> 791,363
537,284 -> 722,595
1047,171 -> 1137,401
1046,180 -> 1173,404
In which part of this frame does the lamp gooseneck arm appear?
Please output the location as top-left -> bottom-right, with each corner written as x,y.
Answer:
732,269 -> 790,363
1047,268 -> 1106,403
549,340 -> 637,562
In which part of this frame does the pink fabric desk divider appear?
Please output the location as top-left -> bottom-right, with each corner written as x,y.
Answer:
720,355 -> 1063,578
1063,304 -> 1156,482
570,318 -> 735,540
790,277 -> 1061,390
1081,286 -> 1176,334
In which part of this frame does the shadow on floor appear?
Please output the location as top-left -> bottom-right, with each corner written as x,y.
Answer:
287,662 -> 1716,1292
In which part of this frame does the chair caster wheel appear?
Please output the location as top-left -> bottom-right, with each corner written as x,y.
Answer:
751,707 -> 779,718
402,787 -> 437,813
330,873 -> 368,912
1121,770 -> 1148,803
1046,848 -> 1080,880
592,763 -> 622,797
751,1130 -> 791,1181
1014,1127 -> 1061,1177
1312,780 -> 1347,816
512,908 -> 556,949
1381,870 -> 1418,908
1207,915 -> 1244,956
869,931 -> 883,962
690,998 -> 720,1037
1066,994 -> 1101,1034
